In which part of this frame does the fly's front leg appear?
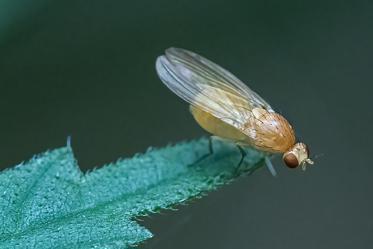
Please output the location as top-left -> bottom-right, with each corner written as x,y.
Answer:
265,156 -> 277,177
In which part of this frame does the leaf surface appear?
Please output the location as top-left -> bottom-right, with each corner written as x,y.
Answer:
0,138 -> 264,248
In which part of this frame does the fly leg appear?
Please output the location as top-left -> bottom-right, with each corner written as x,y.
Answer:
265,156 -> 277,177
190,136 -> 214,166
234,145 -> 247,176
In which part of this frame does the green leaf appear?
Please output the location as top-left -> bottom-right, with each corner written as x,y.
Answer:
0,138 -> 264,248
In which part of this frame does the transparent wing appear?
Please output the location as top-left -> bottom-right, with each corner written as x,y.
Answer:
163,48 -> 273,110
156,47 -> 273,129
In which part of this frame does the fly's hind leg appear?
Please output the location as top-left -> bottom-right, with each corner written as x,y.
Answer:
190,136 -> 214,166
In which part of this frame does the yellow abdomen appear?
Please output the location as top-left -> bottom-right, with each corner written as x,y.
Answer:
190,105 -> 247,142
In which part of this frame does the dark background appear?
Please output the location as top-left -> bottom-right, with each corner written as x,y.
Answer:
0,0 -> 372,248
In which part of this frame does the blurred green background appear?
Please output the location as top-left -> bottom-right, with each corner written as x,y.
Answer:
0,0 -> 372,248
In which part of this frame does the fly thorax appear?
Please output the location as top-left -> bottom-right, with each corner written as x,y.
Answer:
243,108 -> 296,153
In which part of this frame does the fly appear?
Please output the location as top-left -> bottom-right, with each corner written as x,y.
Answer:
156,47 -> 314,174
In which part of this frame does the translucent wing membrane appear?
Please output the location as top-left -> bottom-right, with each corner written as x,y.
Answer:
161,48 -> 273,109
156,47 -> 273,129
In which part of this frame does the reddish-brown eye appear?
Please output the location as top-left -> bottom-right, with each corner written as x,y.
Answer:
283,153 -> 299,168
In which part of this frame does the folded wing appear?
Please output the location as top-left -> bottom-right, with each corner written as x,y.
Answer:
156,47 -> 273,130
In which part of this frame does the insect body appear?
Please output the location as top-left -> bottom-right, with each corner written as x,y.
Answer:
156,47 -> 314,170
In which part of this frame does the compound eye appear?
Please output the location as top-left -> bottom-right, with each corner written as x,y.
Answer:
283,153 -> 299,168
